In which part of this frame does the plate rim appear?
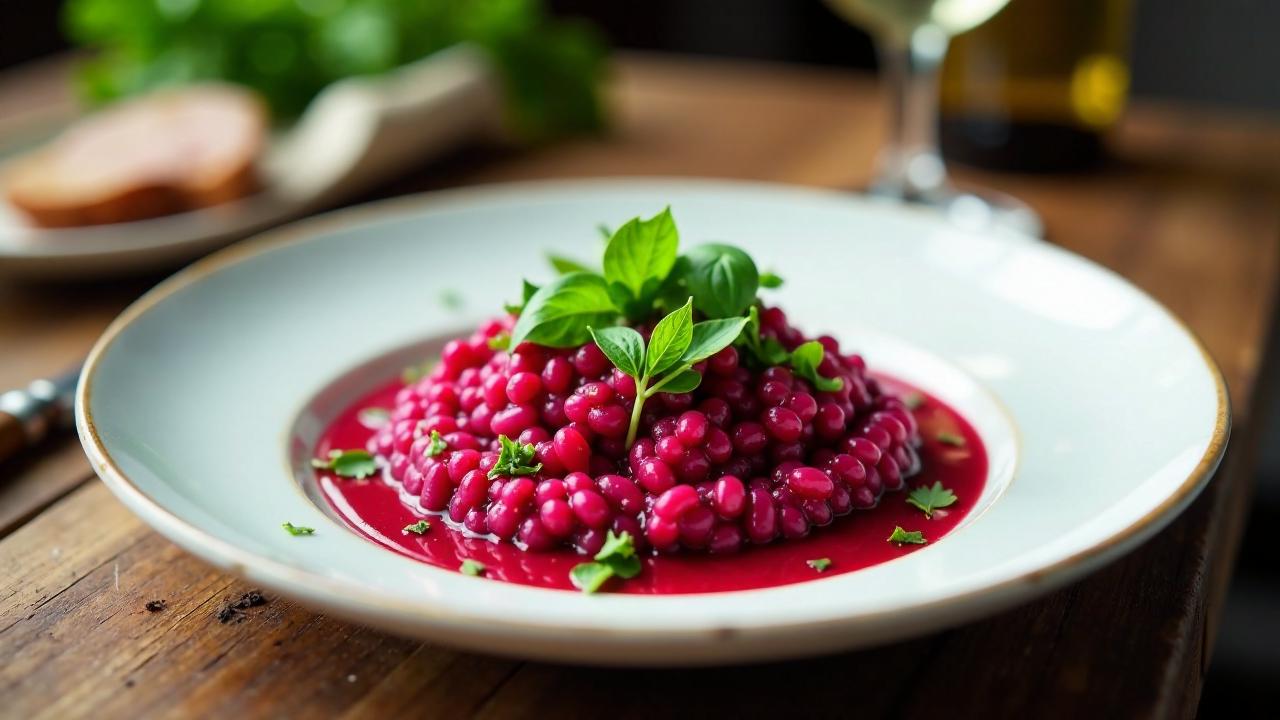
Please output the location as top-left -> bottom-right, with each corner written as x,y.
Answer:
75,177 -> 1232,648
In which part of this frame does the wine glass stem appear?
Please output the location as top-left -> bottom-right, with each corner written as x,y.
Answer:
876,25 -> 951,202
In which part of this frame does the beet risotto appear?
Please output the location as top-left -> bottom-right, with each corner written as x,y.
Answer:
314,208 -> 957,593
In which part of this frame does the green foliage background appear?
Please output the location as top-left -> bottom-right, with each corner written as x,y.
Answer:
64,0 -> 606,141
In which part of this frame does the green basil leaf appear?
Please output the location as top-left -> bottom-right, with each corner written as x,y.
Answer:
646,298 -> 694,376
654,256 -> 691,312
737,305 -> 791,367
548,254 -> 596,275
683,316 -> 750,365
654,368 -> 701,394
683,243 -> 759,318
509,273 -> 619,348
588,326 -> 646,378
790,340 -> 844,392
602,207 -> 679,301
759,271 -> 784,289
505,279 -> 542,316
606,280 -> 636,316
761,338 -> 791,366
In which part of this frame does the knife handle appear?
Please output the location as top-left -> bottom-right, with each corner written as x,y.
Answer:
0,380 -> 62,465
0,412 -> 24,463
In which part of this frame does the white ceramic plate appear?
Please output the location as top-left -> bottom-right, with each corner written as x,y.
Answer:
77,179 -> 1228,665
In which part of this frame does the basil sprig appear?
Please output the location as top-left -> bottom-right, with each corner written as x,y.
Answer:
509,209 -> 771,348
603,208 -> 680,320
589,299 -> 747,447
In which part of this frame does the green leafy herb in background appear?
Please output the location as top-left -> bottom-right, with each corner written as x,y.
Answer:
63,0 -> 606,141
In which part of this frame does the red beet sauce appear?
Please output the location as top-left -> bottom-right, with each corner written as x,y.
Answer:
313,375 -> 987,594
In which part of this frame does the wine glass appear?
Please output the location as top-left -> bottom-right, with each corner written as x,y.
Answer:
824,0 -> 1044,236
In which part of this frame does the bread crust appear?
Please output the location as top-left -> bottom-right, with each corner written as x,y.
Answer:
3,84 -> 267,228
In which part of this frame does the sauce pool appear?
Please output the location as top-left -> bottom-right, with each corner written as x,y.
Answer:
313,375 -> 987,594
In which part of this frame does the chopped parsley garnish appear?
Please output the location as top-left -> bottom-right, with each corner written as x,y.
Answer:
570,531 -> 643,594
902,391 -> 925,411
906,482 -> 957,518
311,449 -> 378,479
937,431 -> 967,447
282,522 -> 315,536
460,559 -> 486,577
402,520 -> 431,535
887,526 -> 927,545
425,430 -> 449,458
806,558 -> 832,572
488,435 -> 543,479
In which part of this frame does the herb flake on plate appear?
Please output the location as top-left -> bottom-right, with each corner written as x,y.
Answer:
906,482 -> 957,518
311,449 -> 378,479
887,526 -> 926,545
806,558 -> 832,573
282,522 -> 315,536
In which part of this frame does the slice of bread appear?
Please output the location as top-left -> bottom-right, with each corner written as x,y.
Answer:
3,84 -> 268,228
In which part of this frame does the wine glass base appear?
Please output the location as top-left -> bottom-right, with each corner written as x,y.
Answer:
867,183 -> 1045,239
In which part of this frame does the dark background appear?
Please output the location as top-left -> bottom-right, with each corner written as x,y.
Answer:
2,0 -> 1277,714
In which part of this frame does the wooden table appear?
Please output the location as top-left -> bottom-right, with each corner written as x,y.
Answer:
2,55 -> 1279,719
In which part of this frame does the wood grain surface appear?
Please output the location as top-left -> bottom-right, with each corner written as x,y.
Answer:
1,55 -> 1278,719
